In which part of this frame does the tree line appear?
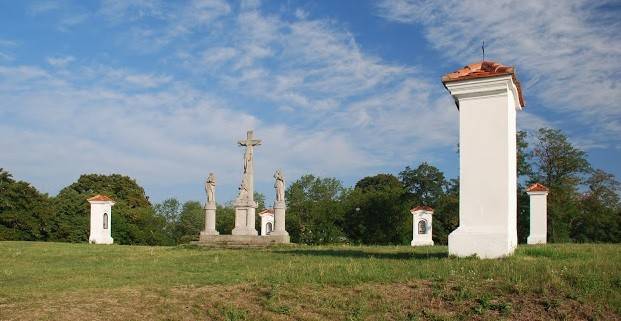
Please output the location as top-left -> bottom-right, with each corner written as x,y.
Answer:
1,128 -> 619,245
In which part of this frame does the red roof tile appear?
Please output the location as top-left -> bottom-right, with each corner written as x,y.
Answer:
259,208 -> 274,215
87,194 -> 114,202
442,61 -> 525,107
526,183 -> 549,192
410,206 -> 434,213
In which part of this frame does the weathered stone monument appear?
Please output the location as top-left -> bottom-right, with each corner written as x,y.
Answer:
232,130 -> 261,236
442,61 -> 525,258
270,169 -> 289,240
526,183 -> 549,245
87,194 -> 115,244
410,206 -> 434,246
195,130 -> 290,247
200,173 -> 219,236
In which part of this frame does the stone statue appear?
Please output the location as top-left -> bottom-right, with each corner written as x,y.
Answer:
274,169 -> 285,202
205,173 -> 216,205
237,175 -> 249,200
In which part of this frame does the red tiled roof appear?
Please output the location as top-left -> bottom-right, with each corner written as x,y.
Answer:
259,208 -> 274,215
410,206 -> 434,213
87,194 -> 114,202
526,183 -> 549,192
442,61 -> 525,107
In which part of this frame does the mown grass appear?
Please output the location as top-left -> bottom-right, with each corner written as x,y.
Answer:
0,241 -> 620,320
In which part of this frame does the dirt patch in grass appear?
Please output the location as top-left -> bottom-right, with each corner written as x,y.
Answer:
1,281 -> 618,321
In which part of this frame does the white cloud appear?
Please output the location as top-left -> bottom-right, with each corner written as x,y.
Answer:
0,61 -> 377,202
28,1 -> 60,15
100,0 -> 232,51
202,47 -> 238,66
0,39 -> 17,47
58,13 -> 89,30
46,56 -> 75,68
376,0 -> 621,146
0,52 -> 13,62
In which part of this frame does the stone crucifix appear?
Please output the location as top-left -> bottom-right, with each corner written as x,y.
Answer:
237,130 -> 262,203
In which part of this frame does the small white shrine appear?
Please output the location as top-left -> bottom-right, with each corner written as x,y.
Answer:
258,208 -> 275,236
410,206 -> 434,246
87,194 -> 115,244
442,61 -> 524,258
526,183 -> 549,244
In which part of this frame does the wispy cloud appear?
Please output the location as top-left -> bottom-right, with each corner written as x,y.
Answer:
100,0 -> 232,51
28,1 -> 61,15
46,56 -> 75,68
376,0 -> 621,147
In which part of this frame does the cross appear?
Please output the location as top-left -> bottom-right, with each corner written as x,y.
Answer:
238,130 -> 262,148
238,130 -> 261,202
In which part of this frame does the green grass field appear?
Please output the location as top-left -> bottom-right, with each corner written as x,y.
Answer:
1,242 -> 620,321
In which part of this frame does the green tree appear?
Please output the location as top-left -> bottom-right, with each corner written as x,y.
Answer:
286,174 -> 347,244
52,174 -> 170,245
176,201 -> 204,243
344,174 -> 409,245
517,130 -> 532,243
530,128 -> 591,242
154,198 -> 181,241
0,169 -> 53,241
572,169 -> 621,242
433,178 -> 459,245
216,205 -> 235,235
399,162 -> 447,207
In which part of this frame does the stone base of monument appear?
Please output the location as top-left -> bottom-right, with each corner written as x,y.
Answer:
231,200 -> 258,236
192,234 -> 291,248
411,239 -> 434,246
527,234 -> 546,245
448,227 -> 516,259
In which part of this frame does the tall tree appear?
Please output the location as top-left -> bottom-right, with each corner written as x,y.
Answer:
532,128 -> 590,188
345,174 -> 409,244
286,174 -> 347,244
399,162 -> 447,207
176,201 -> 204,243
530,128 -> 591,242
517,130 -> 532,243
572,169 -> 621,242
0,169 -> 53,241
52,174 -> 170,245
154,198 -> 181,241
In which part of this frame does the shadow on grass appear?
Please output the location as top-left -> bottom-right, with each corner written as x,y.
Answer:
273,248 -> 448,260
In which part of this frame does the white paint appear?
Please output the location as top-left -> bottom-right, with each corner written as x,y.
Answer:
259,210 -> 274,236
88,199 -> 115,244
445,75 -> 522,258
527,191 -> 548,244
411,208 -> 434,246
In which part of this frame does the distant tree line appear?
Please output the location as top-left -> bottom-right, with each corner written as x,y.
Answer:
1,128 -> 619,245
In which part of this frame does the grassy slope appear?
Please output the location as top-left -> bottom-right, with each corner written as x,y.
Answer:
0,242 -> 620,321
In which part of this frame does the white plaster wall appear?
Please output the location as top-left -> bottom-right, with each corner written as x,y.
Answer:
527,192 -> 548,244
446,75 -> 521,258
411,211 -> 434,246
89,201 -> 114,244
260,214 -> 274,236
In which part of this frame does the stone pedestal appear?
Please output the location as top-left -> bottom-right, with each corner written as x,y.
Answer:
527,183 -> 549,244
232,199 -> 258,236
270,201 -> 289,242
200,203 -> 219,237
442,61 -> 524,259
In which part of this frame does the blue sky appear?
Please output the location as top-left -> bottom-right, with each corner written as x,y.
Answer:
1,0 -> 620,205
